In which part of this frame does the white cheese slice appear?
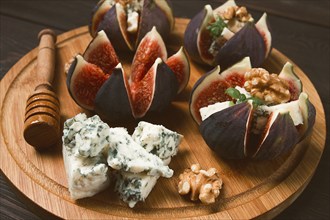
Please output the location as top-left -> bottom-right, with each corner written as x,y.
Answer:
200,101 -> 234,121
259,99 -> 303,126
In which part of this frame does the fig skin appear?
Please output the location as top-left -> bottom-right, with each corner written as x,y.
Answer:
298,93 -> 316,140
89,0 -> 113,38
136,0 -> 174,46
94,64 -> 133,122
184,1 -> 272,69
214,22 -> 266,71
252,112 -> 300,160
200,102 -> 253,159
98,3 -> 134,51
183,5 -> 210,65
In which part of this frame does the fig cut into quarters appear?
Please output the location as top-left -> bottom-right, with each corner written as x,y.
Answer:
191,57 -> 316,160
67,28 -> 189,121
90,0 -> 174,51
184,0 -> 272,71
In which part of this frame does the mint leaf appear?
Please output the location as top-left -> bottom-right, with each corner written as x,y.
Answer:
225,87 -> 264,107
225,87 -> 241,100
207,16 -> 227,40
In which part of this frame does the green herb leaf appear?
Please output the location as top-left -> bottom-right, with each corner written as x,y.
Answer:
225,87 -> 241,100
207,16 -> 227,40
225,87 -> 264,107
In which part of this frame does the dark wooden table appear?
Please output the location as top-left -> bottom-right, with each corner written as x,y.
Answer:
1,0 -> 329,219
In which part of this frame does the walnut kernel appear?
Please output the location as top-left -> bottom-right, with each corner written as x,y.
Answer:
244,68 -> 291,105
220,6 -> 252,22
178,164 -> 223,204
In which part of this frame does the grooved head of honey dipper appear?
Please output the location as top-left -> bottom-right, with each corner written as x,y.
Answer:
24,114 -> 61,150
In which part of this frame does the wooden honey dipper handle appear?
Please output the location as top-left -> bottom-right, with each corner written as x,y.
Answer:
36,29 -> 57,86
23,29 -> 60,150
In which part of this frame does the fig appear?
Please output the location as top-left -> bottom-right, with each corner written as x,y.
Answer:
67,27 -> 188,121
191,57 -> 316,160
184,0 -> 271,70
91,0 -> 174,51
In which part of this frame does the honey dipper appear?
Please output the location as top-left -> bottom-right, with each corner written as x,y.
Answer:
23,29 -> 61,150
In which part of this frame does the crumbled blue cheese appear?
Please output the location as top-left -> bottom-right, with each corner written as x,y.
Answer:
63,113 -> 110,157
62,114 -> 183,206
62,113 -> 111,200
107,127 -> 173,178
132,121 -> 183,161
115,122 -> 183,208
115,171 -> 159,208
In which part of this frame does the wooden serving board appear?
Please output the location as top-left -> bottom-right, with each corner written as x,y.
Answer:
0,18 -> 326,219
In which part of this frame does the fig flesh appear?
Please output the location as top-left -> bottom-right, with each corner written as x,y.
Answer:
67,55 -> 109,110
189,57 -> 251,124
190,57 -> 316,160
83,30 -> 119,74
166,47 -> 190,94
91,0 -> 174,51
184,0 -> 272,70
67,28 -> 188,121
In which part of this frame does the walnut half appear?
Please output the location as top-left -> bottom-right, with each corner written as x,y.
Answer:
244,68 -> 291,105
178,164 -> 223,204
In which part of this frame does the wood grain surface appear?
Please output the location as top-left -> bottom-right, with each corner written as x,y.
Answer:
0,18 -> 326,219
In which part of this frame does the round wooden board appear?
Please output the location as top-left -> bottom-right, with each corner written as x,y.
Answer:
0,18 -> 326,219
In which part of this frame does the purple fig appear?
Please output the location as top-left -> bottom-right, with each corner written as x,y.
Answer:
190,57 -> 316,160
91,0 -> 174,52
184,0 -> 272,69
67,27 -> 188,121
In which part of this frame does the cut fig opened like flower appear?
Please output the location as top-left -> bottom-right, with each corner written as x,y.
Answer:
190,57 -> 316,160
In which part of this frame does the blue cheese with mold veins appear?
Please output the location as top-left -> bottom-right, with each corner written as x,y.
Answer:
107,127 -> 173,178
132,121 -> 183,162
62,113 -> 111,200
115,122 -> 183,208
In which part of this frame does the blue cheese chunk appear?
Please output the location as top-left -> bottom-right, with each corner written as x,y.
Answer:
115,122 -> 183,208
62,113 -> 111,200
107,127 -> 173,178
115,171 -> 158,208
63,152 -> 110,200
132,121 -> 183,161
63,113 -> 111,157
